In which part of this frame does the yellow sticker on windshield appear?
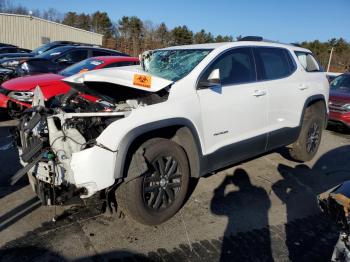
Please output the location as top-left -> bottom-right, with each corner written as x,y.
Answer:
133,74 -> 152,88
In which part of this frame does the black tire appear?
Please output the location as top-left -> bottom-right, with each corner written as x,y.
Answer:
289,103 -> 325,162
116,139 -> 190,225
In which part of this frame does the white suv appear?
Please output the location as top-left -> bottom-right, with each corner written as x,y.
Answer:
15,37 -> 329,225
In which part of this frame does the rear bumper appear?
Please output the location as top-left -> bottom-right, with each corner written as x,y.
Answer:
328,110 -> 350,127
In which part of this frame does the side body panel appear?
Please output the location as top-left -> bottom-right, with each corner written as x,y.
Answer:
68,42 -> 329,194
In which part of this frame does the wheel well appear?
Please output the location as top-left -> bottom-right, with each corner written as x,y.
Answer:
123,125 -> 201,179
306,98 -> 327,127
307,98 -> 326,111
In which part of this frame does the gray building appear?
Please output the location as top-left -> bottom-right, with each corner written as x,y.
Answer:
0,13 -> 103,50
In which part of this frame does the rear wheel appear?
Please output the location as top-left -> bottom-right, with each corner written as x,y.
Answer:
289,103 -> 325,162
116,139 -> 190,225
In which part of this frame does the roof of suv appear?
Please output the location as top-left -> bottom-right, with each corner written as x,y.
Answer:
160,41 -> 311,53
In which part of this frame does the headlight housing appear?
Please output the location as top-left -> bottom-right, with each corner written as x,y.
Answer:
342,104 -> 350,111
343,104 -> 350,112
1,60 -> 20,68
8,91 -> 34,102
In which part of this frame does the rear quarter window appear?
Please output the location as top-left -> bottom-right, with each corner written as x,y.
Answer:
255,47 -> 296,81
295,51 -> 323,72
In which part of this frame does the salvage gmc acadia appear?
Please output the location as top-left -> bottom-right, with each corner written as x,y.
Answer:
13,38 -> 329,225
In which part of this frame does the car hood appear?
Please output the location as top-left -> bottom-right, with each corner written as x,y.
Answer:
330,89 -> 350,103
0,53 -> 34,60
2,73 -> 63,91
63,65 -> 173,93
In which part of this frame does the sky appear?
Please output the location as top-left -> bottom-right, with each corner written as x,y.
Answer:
12,0 -> 350,43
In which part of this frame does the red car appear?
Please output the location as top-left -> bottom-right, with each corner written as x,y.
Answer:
0,56 -> 139,116
328,73 -> 350,129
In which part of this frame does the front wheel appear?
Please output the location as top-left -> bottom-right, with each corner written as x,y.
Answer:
116,139 -> 190,225
289,103 -> 325,162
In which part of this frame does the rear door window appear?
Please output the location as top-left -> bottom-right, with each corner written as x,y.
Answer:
295,51 -> 322,72
255,47 -> 295,80
56,50 -> 88,64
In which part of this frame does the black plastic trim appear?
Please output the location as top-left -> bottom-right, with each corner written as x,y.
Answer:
267,127 -> 300,151
201,133 -> 267,174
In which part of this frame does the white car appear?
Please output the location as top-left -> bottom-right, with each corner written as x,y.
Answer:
14,37 -> 329,225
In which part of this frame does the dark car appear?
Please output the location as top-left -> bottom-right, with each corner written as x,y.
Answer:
0,46 -> 31,54
0,41 -> 94,66
16,46 -> 128,76
0,67 -> 15,83
326,72 -> 342,83
0,56 -> 139,117
328,73 -> 350,129
0,43 -> 17,48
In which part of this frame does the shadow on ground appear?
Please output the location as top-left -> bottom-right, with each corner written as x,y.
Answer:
327,124 -> 350,137
1,247 -> 148,262
0,116 -> 41,232
0,146 -> 349,261
0,125 -> 26,199
210,145 -> 350,261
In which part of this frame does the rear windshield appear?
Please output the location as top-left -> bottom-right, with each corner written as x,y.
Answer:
330,74 -> 350,91
142,49 -> 212,81
60,58 -> 104,77
36,46 -> 72,59
32,43 -> 54,55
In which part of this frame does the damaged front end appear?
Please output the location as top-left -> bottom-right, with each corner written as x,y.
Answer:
13,67 -> 170,206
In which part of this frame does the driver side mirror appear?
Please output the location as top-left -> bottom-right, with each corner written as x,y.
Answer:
198,68 -> 221,89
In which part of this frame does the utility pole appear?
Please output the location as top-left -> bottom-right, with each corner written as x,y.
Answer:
327,47 -> 334,72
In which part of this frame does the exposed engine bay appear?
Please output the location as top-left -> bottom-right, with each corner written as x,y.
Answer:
13,81 -> 169,206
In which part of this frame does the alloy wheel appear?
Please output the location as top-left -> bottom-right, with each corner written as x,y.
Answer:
306,122 -> 320,153
142,156 -> 182,210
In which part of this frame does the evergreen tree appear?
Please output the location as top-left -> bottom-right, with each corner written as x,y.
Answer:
62,12 -> 78,27
171,25 -> 193,45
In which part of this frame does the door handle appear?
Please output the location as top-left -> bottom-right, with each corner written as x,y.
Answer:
253,90 -> 267,97
298,84 -> 309,90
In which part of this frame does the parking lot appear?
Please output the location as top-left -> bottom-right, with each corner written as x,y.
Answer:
0,113 -> 349,262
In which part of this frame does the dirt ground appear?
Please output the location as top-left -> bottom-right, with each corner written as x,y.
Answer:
0,114 -> 349,261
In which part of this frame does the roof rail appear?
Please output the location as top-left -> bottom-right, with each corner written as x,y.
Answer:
238,36 -> 263,41
50,41 -> 101,47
